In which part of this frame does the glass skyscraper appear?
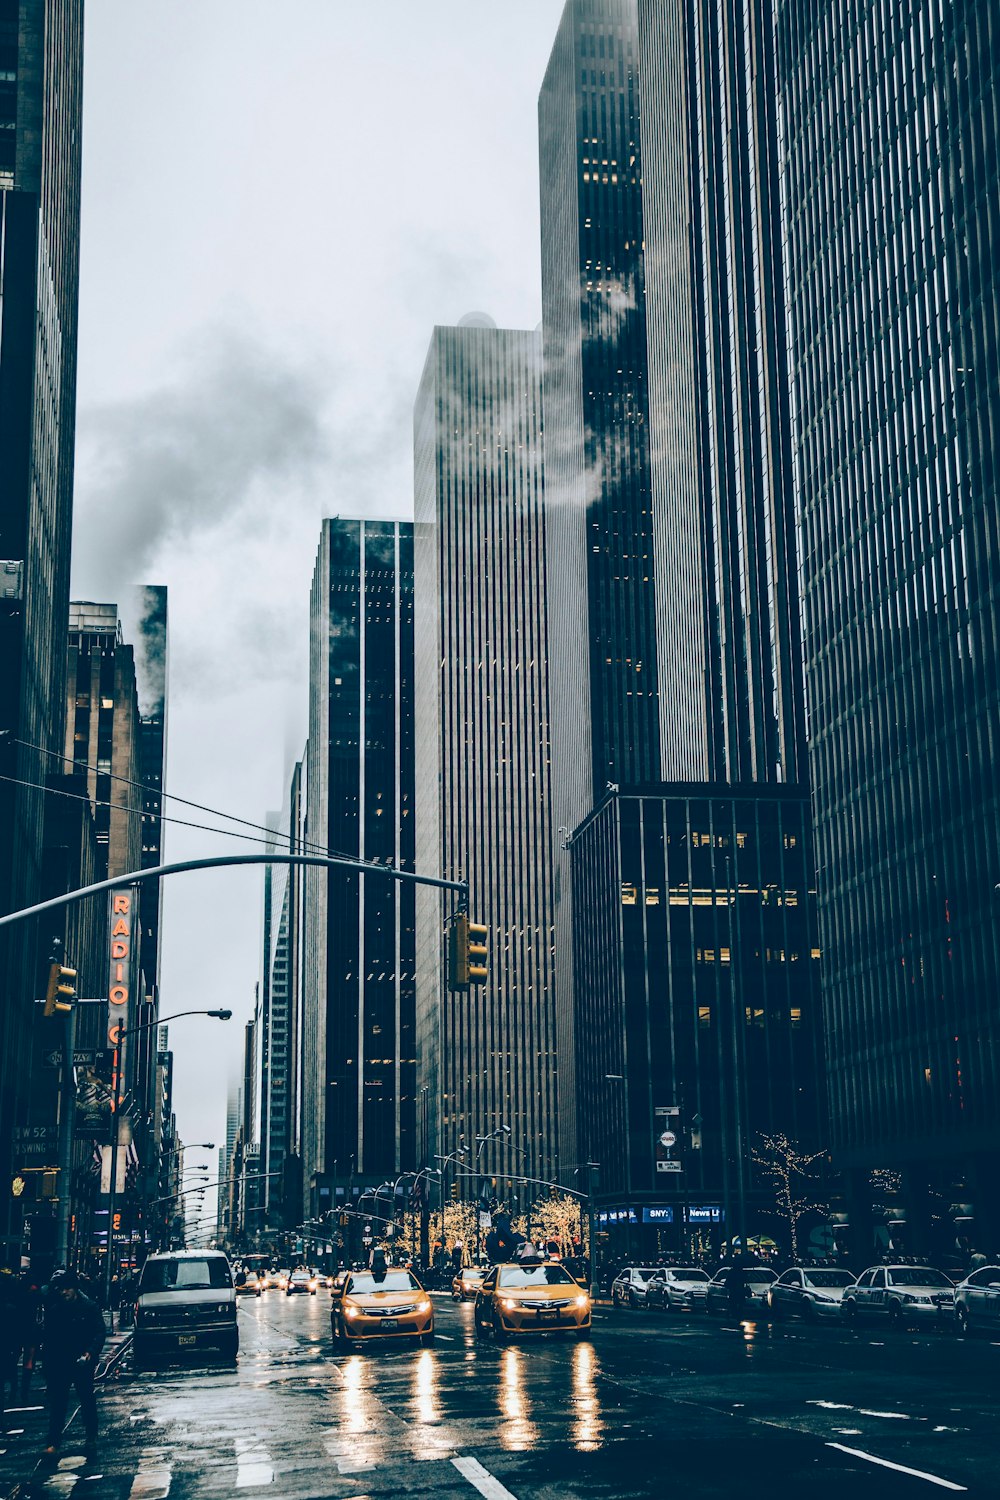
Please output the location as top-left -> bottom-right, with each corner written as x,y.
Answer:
776,1 -> 1000,1246
539,0 -> 820,1211
413,318 -> 557,1183
303,519 -> 416,1208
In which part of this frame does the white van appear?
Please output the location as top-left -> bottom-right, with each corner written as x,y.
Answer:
133,1250 -> 238,1363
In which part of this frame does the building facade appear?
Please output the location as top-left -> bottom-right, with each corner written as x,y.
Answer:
538,0 -> 821,1199
776,0 -> 1000,1249
303,519 -> 416,1210
571,786 -> 821,1251
258,763 -> 305,1239
0,0 -> 84,1267
414,318 -> 558,1187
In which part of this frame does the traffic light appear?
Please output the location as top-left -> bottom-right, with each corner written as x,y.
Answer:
44,959 -> 77,1017
448,913 -> 489,990
450,1182 -> 460,1202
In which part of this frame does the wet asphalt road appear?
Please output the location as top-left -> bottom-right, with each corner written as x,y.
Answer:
4,1291 -> 999,1498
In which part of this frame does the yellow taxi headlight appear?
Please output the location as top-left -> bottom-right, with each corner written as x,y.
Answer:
417,1299 -> 431,1313
575,1295 -> 589,1308
344,1301 -> 360,1319
502,1298 -> 517,1311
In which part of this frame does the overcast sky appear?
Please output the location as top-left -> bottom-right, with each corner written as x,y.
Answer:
71,0 -> 566,1215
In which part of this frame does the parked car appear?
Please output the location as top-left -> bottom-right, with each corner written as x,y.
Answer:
133,1250 -> 238,1365
644,1267 -> 711,1313
843,1265 -> 955,1326
610,1267 -> 661,1308
767,1267 -> 855,1321
704,1264 -> 778,1315
953,1266 -> 1000,1336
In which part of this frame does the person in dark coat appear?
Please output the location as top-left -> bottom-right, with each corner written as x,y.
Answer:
41,1269 -> 106,1456
725,1260 -> 747,1320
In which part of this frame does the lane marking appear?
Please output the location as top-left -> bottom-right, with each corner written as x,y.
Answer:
452,1454 -> 519,1500
826,1443 -> 967,1490
435,1333 -> 455,1341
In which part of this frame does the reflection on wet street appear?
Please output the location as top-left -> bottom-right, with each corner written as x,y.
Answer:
6,1289 -> 1000,1498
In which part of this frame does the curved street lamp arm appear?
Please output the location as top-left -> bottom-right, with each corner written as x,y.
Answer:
0,852 -> 467,929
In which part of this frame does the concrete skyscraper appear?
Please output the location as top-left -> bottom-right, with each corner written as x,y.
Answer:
414,317 -> 557,1183
0,0 -> 84,1266
303,519 -> 416,1215
776,1 -> 1000,1250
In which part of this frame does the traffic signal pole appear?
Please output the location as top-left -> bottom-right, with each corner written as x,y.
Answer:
54,989 -> 78,1266
0,851 -> 468,932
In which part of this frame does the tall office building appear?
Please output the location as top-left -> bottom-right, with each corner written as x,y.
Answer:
302,519 -> 416,1212
0,0 -> 84,1265
776,2 -> 1000,1247
259,762 -> 305,1235
539,0 -> 820,1225
414,318 -> 557,1182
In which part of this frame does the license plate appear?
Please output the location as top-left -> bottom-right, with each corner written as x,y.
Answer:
537,1309 -> 558,1322
380,1319 -> 398,1331
177,1334 -> 196,1345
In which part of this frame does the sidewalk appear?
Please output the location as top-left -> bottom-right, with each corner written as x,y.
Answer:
1,1318 -> 131,1498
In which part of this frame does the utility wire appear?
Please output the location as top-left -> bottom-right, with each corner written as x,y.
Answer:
6,733 -> 339,861
0,772 -> 288,850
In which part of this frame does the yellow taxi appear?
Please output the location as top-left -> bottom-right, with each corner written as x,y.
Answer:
331,1266 -> 434,1347
474,1261 -> 592,1340
452,1266 -> 486,1302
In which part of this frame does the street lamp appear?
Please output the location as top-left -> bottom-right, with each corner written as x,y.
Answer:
104,1008 -> 232,1321
473,1125 -> 513,1259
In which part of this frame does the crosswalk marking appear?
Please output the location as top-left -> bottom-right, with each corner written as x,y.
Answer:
235,1434 -> 274,1487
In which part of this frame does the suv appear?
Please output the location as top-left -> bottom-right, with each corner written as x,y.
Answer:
133,1250 -> 238,1364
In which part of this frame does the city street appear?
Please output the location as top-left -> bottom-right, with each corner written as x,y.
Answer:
3,1293 -> 998,1498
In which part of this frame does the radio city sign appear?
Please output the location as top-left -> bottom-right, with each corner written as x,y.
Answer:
107,891 -> 132,1048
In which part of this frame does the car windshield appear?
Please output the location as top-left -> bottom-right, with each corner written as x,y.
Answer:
671,1269 -> 709,1281
498,1266 -> 575,1288
803,1270 -> 855,1287
140,1258 -> 231,1292
630,1268 -> 659,1281
745,1269 -> 776,1283
347,1271 -> 420,1294
462,1270 -> 484,1280
888,1268 -> 953,1288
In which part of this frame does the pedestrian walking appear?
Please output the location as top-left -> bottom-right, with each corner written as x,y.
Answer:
1,1268 -> 38,1427
40,1269 -> 106,1458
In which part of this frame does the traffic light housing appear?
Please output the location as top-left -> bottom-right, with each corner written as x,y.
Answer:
448,913 -> 489,990
44,960 -> 77,1017
450,1182 -> 460,1202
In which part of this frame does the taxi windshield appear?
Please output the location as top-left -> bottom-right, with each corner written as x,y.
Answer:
888,1268 -> 953,1288
498,1265 -> 575,1288
346,1271 -> 420,1295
